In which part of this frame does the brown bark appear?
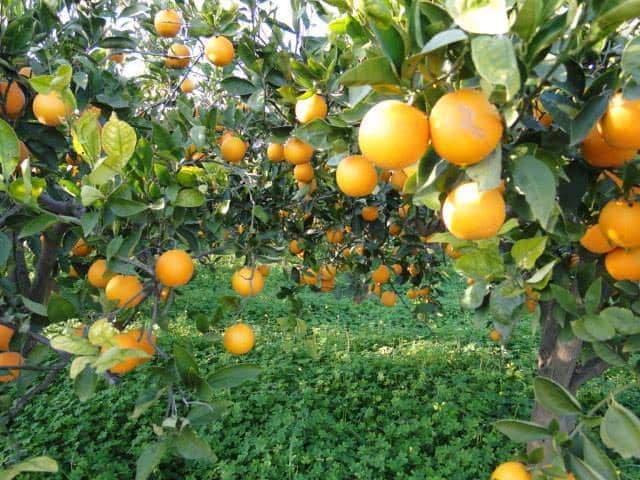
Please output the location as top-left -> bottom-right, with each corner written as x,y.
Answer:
30,223 -> 68,304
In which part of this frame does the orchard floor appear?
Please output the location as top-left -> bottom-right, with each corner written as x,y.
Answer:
3,262 -> 640,480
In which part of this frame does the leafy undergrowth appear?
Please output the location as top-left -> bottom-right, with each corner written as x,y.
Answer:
2,264 -> 639,479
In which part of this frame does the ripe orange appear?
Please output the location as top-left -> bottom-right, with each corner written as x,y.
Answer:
599,92 -> 640,149
217,130 -> 234,146
361,206 -> 379,221
68,265 -> 79,278
442,182 -> 506,240
293,163 -> 315,183
204,36 -> 235,67
381,291 -> 397,307
290,239 -> 303,254
231,267 -> 264,297
295,94 -> 328,124
302,269 -> 317,285
370,283 -> 382,297
257,265 -> 270,277
0,325 -> 14,351
605,247 -> 640,280
320,277 -> 336,292
108,52 -> 124,63
267,143 -> 284,162
582,126 -> 636,168
353,245 -> 365,256
105,275 -> 144,308
430,89 -> 503,166
407,289 -> 418,299
87,259 -> 114,289
533,99 -> 552,128
154,9 -> 182,37
598,199 -> 640,248
336,155 -> 378,197
489,330 -> 502,342
221,136 -> 248,163
389,170 -> 407,191
155,249 -> 194,287
392,264 -> 403,275
223,323 -> 255,355
358,100 -> 430,169
445,243 -> 463,259
284,137 -> 313,165
107,329 -> 156,374
32,91 -> 71,127
318,265 -> 337,280
408,264 -> 419,277
490,461 -> 531,480
398,204 -> 410,219
580,224 -> 615,254
326,228 -> 344,244
389,223 -> 402,236
0,352 -> 23,382
372,265 -> 390,284
72,238 -> 92,257
165,44 -> 190,69
180,78 -> 196,93
18,66 -> 32,78
0,81 -> 25,119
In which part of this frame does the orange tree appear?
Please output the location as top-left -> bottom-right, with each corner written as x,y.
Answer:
2,0 -> 640,478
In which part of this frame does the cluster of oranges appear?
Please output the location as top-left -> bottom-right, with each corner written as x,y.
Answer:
0,324 -> 23,383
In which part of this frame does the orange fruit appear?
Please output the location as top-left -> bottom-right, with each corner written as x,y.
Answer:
320,277 -> 335,292
165,44 -> 190,69
381,291 -> 397,307
302,269 -> 317,285
0,352 -> 23,382
33,91 -> 72,127
257,265 -> 270,277
0,81 -> 25,119
392,264 -> 403,275
19,141 -> 30,160
231,267 -> 264,297
106,329 -> 156,374
362,206 -> 379,221
72,238 -> 92,257
408,264 -> 419,277
284,137 -> 313,165
335,155 -> 378,197
290,240 -> 303,254
605,247 -> 640,280
370,283 -> 382,297
598,199 -> 640,248
358,100 -> 430,169
389,223 -> 402,236
0,325 -> 14,351
442,182 -> 506,240
580,224 -> 615,254
445,243 -> 463,259
389,170 -> 407,191
489,330 -> 502,342
221,136 -> 248,163
430,89 -> 503,166
18,66 -> 32,78
299,178 -> 317,193
599,92 -> 640,149
319,265 -> 337,280
398,204 -> 410,219
204,36 -> 235,66
380,170 -> 392,182
353,245 -> 364,256
526,297 -> 538,313
217,130 -> 234,146
87,259 -> 115,289
418,287 -> 431,296
490,461 -> 531,480
108,52 -> 124,63
154,9 -> 182,37
180,78 -> 196,93
68,265 -> 79,278
533,99 -> 552,128
223,323 -> 255,355
295,94 -> 327,124
293,163 -> 314,183
155,249 -> 194,287
160,287 -> 170,303
582,126 -> 636,168
372,265 -> 390,284
326,228 -> 344,244
267,143 -> 284,162
407,289 -> 418,299
105,275 -> 144,308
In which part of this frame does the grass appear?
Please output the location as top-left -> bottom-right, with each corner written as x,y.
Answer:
2,262 -> 640,479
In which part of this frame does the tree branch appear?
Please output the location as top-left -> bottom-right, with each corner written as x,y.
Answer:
569,358 -> 610,392
29,223 -> 69,303
12,232 -> 31,295
38,192 -> 84,218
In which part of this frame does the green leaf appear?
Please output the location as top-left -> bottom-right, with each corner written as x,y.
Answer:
338,56 -> 398,86
533,376 -> 582,416
221,77 -> 256,96
187,400 -> 233,426
567,455 -> 608,480
175,427 -> 216,461
370,21 -> 405,72
174,344 -> 201,388
571,319 -> 598,342
94,347 -> 150,374
512,0 -> 543,40
0,233 -> 11,268
81,186 -> 105,207
74,365 -> 98,402
9,177 -> 46,205
110,198 -> 148,217
102,113 -> 137,170
623,37 -> 640,83
0,456 -> 58,480
446,0 -> 509,34
471,35 -> 520,100
131,386 -> 168,419
511,237 -> 547,270
454,247 -> 504,279
20,295 -> 47,316
460,280 -> 487,310
549,284 -> 578,316
489,282 -> 523,324
207,364 -> 263,389
420,29 -> 468,54
584,278 -> 602,315
0,118 -> 19,182
47,293 -> 77,323
601,307 -> 640,335
594,1 -> 640,34
526,260 -> 556,287
512,155 -> 556,229
72,110 -> 101,165
106,236 -> 123,260
50,335 -> 97,355
69,357 -> 92,380
175,188 -> 205,208
581,433 -> 620,480
135,441 -> 167,480
570,94 -> 611,146
592,342 -> 625,367
583,315 -> 616,341
493,419 -> 550,443
600,399 -> 640,459
18,213 -> 57,238
466,147 -> 501,191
